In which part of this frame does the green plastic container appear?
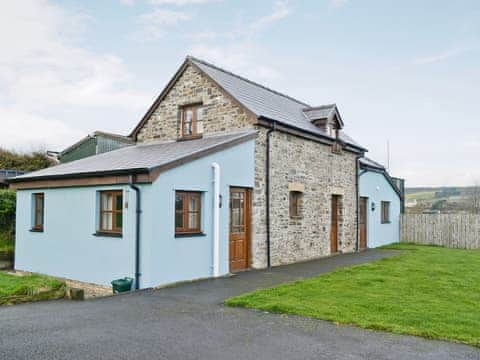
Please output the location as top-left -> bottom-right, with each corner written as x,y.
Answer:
111,277 -> 134,294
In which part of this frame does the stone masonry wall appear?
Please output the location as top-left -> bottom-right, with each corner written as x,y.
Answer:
136,64 -> 252,142
134,62 -> 358,269
252,126 -> 358,268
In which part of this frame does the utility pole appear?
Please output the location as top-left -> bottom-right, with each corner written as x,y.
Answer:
387,140 -> 390,172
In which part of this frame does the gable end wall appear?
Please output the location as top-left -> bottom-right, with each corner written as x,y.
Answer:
136,64 -> 253,142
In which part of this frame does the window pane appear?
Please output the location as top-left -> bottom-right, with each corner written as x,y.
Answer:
175,211 -> 184,228
184,110 -> 193,135
196,120 -> 203,134
196,108 -> 204,134
36,210 -> 43,227
185,109 -> 193,122
115,194 -> 123,211
115,212 -> 123,229
102,193 -> 113,211
230,191 -> 244,231
38,196 -> 44,211
175,195 -> 184,211
189,196 -> 199,211
102,212 -> 113,230
196,107 -> 204,121
188,212 -> 199,229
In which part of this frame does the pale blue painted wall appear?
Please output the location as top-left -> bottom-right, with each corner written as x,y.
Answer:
359,170 -> 400,248
15,184 -> 140,285
140,140 -> 255,288
359,170 -> 401,248
14,139 -> 255,288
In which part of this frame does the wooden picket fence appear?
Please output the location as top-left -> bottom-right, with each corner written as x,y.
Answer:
401,214 -> 480,249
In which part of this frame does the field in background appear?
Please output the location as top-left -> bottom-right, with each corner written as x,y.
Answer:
406,186 -> 478,214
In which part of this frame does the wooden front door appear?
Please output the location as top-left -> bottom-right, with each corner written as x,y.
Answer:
359,197 -> 368,250
229,188 -> 251,272
330,195 -> 340,253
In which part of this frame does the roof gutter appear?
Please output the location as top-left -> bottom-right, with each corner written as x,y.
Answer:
7,168 -> 150,184
257,116 -> 367,154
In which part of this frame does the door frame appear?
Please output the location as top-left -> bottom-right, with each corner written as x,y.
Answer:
229,187 -> 252,272
359,196 -> 368,250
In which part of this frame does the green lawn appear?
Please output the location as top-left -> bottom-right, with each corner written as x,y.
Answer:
0,272 -> 66,305
226,244 -> 480,347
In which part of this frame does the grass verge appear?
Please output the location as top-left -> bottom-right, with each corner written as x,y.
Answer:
226,244 -> 480,347
0,272 -> 66,306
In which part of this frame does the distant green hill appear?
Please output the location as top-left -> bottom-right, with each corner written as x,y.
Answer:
406,186 -> 477,213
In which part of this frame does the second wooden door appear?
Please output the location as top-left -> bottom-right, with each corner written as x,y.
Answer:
229,188 -> 251,272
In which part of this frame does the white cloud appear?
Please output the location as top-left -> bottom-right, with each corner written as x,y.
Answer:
0,107 -> 84,152
250,0 -> 291,32
149,0 -> 218,5
189,42 -> 280,80
120,0 -> 136,5
330,0 -> 348,7
413,47 -> 471,65
187,1 -> 291,81
0,0 -> 150,151
135,8 -> 191,40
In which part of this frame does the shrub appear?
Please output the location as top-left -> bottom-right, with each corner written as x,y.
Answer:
0,190 -> 16,253
0,148 -> 53,171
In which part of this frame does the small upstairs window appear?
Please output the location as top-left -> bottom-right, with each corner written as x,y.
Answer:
32,193 -> 44,231
181,104 -> 204,139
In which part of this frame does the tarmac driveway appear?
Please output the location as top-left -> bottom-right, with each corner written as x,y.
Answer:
0,250 -> 478,360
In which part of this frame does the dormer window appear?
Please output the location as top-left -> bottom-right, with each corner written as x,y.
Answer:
181,104 -> 204,139
328,124 -> 337,138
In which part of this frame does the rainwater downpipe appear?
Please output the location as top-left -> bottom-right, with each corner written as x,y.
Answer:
129,175 -> 142,290
212,162 -> 221,277
265,121 -> 276,268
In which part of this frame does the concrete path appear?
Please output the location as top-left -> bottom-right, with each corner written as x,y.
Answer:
0,250 -> 478,360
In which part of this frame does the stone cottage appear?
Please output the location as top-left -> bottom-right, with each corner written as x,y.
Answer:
10,56 -> 367,288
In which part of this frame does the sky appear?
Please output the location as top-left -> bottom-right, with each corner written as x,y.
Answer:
0,0 -> 479,187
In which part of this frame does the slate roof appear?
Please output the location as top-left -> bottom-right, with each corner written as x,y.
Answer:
189,57 -> 362,150
359,157 -> 386,170
10,130 -> 256,182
